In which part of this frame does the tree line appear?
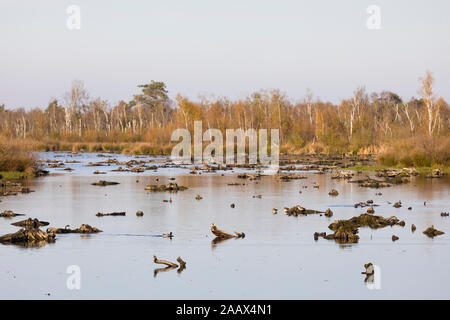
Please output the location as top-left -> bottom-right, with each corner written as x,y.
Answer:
0,72 -> 448,165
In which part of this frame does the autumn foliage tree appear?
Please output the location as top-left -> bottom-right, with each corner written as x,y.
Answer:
0,72 -> 448,166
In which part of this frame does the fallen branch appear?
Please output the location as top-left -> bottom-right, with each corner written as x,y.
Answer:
153,255 -> 178,268
210,223 -> 246,239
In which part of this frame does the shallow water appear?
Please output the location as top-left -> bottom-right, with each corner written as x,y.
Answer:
0,152 -> 449,299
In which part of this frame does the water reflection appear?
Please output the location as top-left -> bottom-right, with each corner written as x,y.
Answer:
0,152 -> 449,299
153,266 -> 177,278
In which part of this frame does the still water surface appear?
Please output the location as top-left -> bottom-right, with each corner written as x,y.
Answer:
0,152 -> 449,299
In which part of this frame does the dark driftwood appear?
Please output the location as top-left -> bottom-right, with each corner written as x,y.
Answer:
91,180 -> 120,186
96,212 -> 126,217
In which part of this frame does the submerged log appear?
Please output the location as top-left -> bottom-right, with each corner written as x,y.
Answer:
93,170 -> 107,175
153,256 -> 186,277
210,223 -> 245,239
237,173 -> 261,180
47,224 -> 102,234
352,177 -> 391,188
284,205 -> 324,216
91,180 -> 120,186
0,210 -> 25,218
145,183 -> 188,192
96,212 -> 126,217
354,201 -> 379,208
153,255 -> 178,268
277,173 -> 307,181
210,223 -> 234,239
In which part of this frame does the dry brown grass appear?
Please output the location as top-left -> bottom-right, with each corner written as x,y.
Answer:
0,138 -> 36,173
378,136 -> 450,167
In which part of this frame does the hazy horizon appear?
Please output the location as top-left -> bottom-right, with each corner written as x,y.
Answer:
1,0 -> 449,109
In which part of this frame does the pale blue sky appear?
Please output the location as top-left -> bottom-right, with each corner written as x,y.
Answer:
1,0 -> 449,108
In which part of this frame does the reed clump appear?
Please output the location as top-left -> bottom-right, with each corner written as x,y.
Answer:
378,136 -> 450,167
0,138 -> 36,173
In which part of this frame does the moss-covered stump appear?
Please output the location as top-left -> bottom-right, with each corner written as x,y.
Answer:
358,178 -> 391,188
0,218 -> 55,247
277,173 -> 307,181
315,226 -> 360,244
316,213 -> 405,244
329,214 -> 404,231
145,183 -> 188,192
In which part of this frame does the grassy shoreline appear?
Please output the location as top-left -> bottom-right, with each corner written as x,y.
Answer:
0,171 -> 34,180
